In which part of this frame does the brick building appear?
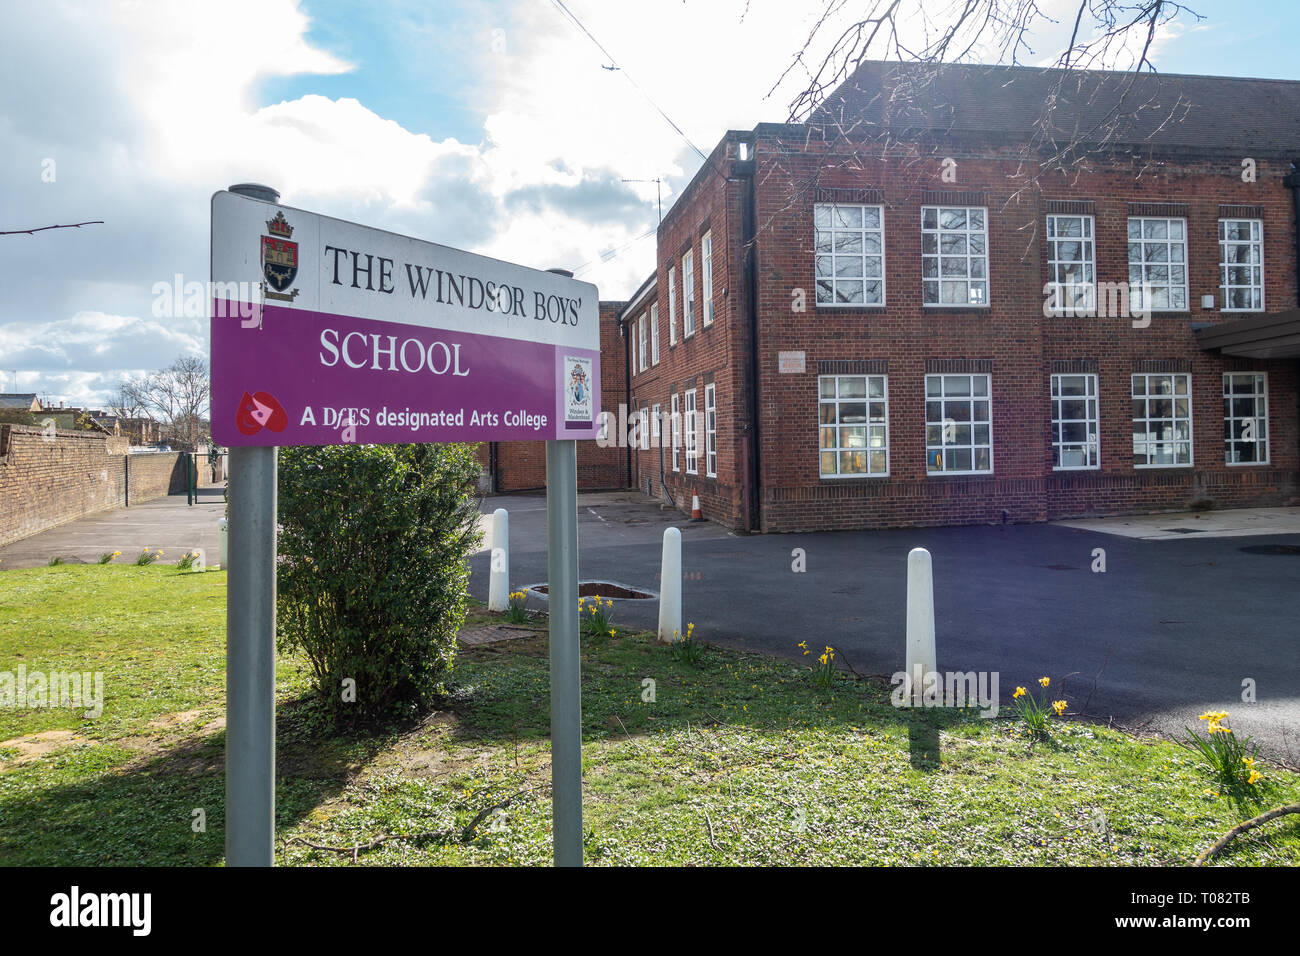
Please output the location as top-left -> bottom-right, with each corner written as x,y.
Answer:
613,61 -> 1300,532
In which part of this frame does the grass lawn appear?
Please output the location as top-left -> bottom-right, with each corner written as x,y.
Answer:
1,564 -> 1297,866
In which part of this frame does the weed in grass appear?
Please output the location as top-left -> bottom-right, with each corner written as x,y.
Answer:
811,645 -> 837,688
1185,711 -> 1264,797
1011,677 -> 1067,741
504,590 -> 529,625
669,622 -> 702,666
47,557 -> 64,567
579,596 -> 617,639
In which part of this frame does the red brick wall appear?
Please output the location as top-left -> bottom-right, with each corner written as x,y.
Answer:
0,426 -> 198,546
625,124 -> 1300,532
748,132 -> 1299,531
628,134 -> 753,527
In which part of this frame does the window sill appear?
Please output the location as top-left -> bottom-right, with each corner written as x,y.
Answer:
926,470 -> 995,478
820,473 -> 891,481
1225,460 -> 1271,467
815,305 -> 886,315
1133,464 -> 1194,470
921,306 -> 992,315
1052,466 -> 1101,472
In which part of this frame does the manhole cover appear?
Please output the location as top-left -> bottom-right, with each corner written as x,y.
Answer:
1239,544 -> 1300,556
528,580 -> 655,599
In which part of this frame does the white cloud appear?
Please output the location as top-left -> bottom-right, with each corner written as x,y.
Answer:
0,0 -> 1195,408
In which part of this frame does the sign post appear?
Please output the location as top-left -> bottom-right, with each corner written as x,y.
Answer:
545,438 -> 581,866
211,185 -> 600,867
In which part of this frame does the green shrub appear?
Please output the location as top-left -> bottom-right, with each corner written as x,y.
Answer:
276,443 -> 483,721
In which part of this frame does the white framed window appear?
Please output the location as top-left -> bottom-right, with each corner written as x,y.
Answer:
922,206 -> 988,306
668,268 -> 677,346
815,203 -> 884,306
704,383 -> 717,477
682,249 -> 695,337
1051,373 -> 1099,470
1127,217 -> 1188,311
702,232 -> 715,325
1132,373 -> 1192,467
651,402 -> 661,447
684,388 -> 698,474
1219,219 -> 1264,311
629,321 -> 636,373
819,374 -> 888,477
670,392 -> 680,471
650,303 -> 660,365
639,406 -> 650,450
638,314 -> 647,373
1224,372 -> 1268,464
1046,214 -> 1095,315
925,374 -> 992,474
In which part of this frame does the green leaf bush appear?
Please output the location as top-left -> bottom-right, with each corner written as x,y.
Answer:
276,443 -> 483,721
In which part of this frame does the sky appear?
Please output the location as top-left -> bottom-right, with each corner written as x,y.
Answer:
1,0 -> 1297,409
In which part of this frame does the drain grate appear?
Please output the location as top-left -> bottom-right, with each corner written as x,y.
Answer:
1239,544 -> 1300,556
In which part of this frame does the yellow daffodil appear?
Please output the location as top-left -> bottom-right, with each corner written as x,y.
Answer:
1038,676 -> 1050,688
1052,700 -> 1067,715
1013,687 -> 1026,699
1247,770 -> 1262,785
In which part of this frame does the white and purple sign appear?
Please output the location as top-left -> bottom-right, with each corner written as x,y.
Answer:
210,190 -> 601,446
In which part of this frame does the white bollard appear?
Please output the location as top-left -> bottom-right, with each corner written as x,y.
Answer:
905,547 -> 937,705
488,507 -> 510,612
657,526 -> 682,643
219,517 -> 228,569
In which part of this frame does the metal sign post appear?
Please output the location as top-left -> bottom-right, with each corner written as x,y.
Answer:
222,182 -> 282,868
224,444 -> 278,866
546,439 -> 582,866
211,184 -> 599,867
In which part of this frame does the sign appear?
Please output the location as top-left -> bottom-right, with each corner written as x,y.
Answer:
210,190 -> 601,446
778,350 -> 806,374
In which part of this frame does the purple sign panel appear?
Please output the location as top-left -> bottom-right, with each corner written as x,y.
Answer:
210,191 -> 601,447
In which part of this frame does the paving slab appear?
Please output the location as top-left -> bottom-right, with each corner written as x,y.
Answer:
0,489 -> 224,568
1054,506 -> 1300,540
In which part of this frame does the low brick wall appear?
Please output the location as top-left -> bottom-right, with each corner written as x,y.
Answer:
0,425 -> 222,547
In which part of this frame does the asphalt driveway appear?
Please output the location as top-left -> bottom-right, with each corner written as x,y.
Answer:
470,492 -> 1300,763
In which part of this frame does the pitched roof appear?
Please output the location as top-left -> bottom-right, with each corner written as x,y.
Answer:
809,61 -> 1300,153
0,393 -> 40,410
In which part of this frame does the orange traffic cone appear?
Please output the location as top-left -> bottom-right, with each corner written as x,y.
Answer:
690,494 -> 704,521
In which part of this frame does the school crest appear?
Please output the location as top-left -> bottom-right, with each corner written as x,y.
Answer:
563,355 -> 593,426
261,212 -> 299,302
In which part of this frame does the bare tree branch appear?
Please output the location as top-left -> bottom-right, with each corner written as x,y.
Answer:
0,221 -> 104,236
